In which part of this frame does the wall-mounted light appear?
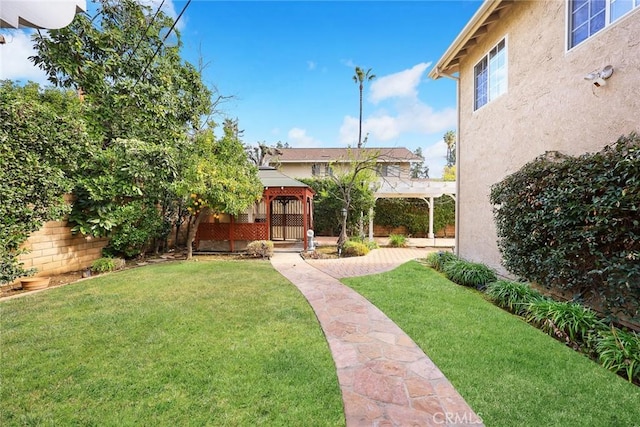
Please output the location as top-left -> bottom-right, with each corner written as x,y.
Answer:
584,65 -> 614,87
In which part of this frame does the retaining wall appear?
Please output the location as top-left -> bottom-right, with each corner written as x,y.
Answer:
17,220 -> 108,280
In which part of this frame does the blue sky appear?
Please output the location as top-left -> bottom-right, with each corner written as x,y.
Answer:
0,0 -> 481,177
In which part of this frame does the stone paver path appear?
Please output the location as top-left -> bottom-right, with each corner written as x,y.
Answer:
271,249 -> 483,427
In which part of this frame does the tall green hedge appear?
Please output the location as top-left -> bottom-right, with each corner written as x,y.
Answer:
490,133 -> 639,321
375,197 -> 455,236
0,82 -> 93,284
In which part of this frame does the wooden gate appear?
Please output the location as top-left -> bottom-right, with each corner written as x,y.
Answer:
270,197 -> 304,241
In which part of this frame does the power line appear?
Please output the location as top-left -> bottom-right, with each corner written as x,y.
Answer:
133,0 -> 192,90
122,0 -> 166,73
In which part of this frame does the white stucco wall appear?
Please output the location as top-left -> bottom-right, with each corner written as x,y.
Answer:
457,1 -> 640,274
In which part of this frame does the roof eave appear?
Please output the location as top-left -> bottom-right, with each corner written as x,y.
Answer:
428,0 -> 510,80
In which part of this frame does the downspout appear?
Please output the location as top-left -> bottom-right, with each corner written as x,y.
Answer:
436,68 -> 461,256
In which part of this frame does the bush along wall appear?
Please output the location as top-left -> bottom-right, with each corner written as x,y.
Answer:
490,133 -> 640,324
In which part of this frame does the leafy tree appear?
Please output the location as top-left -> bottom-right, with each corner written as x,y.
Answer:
301,177 -> 374,237
30,0 -> 212,147
69,138 -> 179,258
444,130 -> 456,167
179,123 -> 263,259
443,165 -> 456,181
27,0 -> 233,258
324,149 -> 379,247
410,147 -> 429,179
353,66 -> 376,148
0,82 -> 93,283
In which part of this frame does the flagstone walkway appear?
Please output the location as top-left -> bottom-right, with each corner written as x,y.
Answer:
271,248 -> 484,427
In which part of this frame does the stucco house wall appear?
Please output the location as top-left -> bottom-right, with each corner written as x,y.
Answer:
454,1 -> 640,274
275,163 -> 313,179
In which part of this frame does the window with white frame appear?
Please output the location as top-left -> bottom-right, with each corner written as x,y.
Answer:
474,39 -> 507,111
569,0 -> 639,49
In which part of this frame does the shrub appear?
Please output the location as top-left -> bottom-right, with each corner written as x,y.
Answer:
485,280 -> 546,315
596,327 -> 640,383
526,299 -> 604,344
490,132 -> 640,320
443,259 -> 497,289
349,236 -> 379,250
342,241 -> 370,257
91,257 -> 125,274
425,251 -> 458,272
366,240 -> 380,250
246,240 -> 274,259
388,234 -> 407,247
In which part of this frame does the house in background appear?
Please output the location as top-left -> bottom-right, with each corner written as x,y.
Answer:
429,0 -> 640,274
265,147 -> 422,179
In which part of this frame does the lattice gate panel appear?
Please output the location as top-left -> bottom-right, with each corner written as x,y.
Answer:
271,198 -> 304,240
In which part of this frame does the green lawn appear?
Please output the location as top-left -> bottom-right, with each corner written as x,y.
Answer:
1,260 -> 344,426
343,261 -> 640,427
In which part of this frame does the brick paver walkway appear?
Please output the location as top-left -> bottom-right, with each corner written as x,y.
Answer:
271,249 -> 483,427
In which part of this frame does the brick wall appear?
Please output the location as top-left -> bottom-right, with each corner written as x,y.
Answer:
17,220 -> 108,279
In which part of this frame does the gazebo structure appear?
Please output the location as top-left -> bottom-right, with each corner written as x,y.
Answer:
195,167 -> 314,252
370,178 -> 456,240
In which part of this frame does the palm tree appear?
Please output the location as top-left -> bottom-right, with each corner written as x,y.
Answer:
444,130 -> 456,167
353,66 -> 376,148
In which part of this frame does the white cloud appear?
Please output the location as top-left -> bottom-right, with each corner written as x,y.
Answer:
341,59 -> 356,68
307,60 -> 316,71
424,138 -> 448,161
423,139 -> 449,179
339,62 -> 455,146
339,104 -> 456,144
288,127 -> 321,148
0,30 -> 49,85
338,116 -> 359,146
369,62 -> 431,103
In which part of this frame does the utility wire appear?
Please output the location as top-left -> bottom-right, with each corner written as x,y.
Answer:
133,0 -> 191,90
122,0 -> 166,72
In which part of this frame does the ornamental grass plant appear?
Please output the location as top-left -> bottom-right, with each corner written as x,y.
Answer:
485,280 -> 546,316
443,259 -> 497,289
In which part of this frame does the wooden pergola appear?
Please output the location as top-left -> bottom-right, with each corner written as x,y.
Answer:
195,167 -> 314,252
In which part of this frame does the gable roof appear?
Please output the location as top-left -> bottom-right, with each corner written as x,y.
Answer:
266,147 -> 421,164
429,0 -> 512,79
258,167 -> 309,188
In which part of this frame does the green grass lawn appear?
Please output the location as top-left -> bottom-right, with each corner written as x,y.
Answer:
343,261 -> 640,427
1,260 -> 344,426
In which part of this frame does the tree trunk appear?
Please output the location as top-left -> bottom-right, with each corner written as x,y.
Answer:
337,212 -> 348,249
358,83 -> 363,148
185,208 -> 210,260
